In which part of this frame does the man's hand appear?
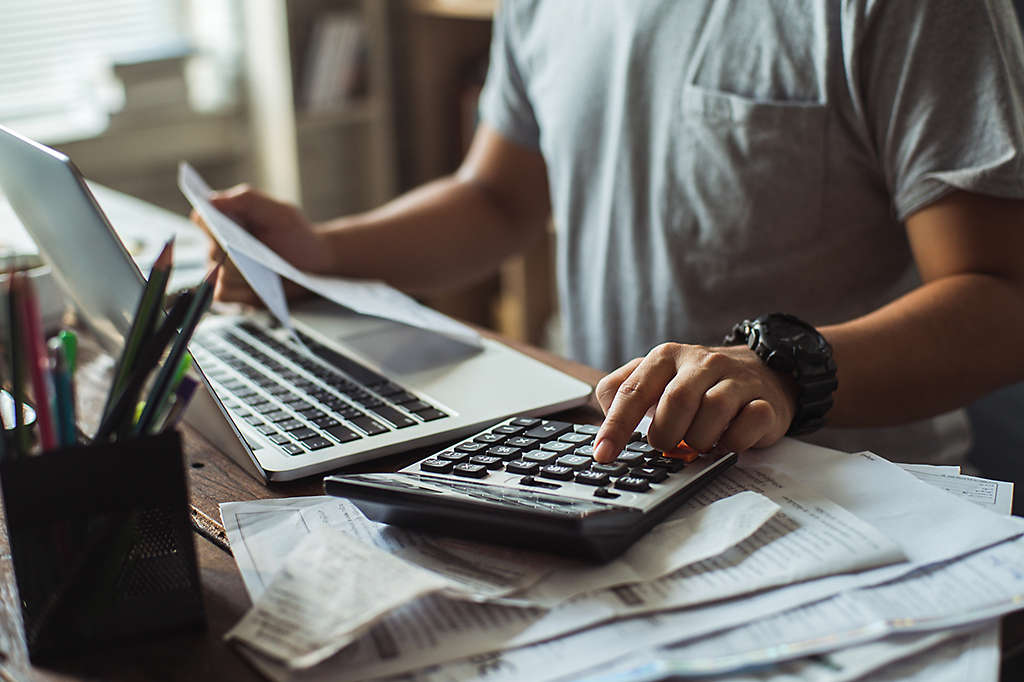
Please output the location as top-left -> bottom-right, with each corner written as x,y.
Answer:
190,185 -> 336,304
592,343 -> 798,463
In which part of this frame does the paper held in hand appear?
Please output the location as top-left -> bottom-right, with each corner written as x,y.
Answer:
177,162 -> 482,348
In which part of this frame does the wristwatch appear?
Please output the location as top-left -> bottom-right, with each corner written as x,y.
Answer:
723,313 -> 838,436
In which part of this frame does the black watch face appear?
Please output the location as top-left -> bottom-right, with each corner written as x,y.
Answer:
762,318 -> 826,354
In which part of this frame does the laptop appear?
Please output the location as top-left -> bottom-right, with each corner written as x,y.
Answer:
0,124 -> 592,482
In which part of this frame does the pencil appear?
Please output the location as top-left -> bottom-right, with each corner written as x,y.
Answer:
92,289 -> 194,443
101,237 -> 174,422
134,263 -> 219,435
158,376 -> 199,432
15,273 -> 57,451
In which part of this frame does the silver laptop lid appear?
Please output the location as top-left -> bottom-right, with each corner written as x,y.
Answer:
0,124 -> 144,353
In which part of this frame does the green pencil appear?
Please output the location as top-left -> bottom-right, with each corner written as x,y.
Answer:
134,263 -> 219,435
101,237 -> 174,423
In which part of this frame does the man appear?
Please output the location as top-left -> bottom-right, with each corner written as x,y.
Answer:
205,0 -> 1024,468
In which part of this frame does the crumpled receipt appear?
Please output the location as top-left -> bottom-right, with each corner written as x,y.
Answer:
226,528 -> 453,669
224,490 -> 780,669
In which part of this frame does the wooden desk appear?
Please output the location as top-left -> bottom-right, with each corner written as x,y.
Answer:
1,334 -> 1021,681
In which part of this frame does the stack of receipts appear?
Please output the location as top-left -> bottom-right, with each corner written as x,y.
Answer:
219,438 -> 1022,681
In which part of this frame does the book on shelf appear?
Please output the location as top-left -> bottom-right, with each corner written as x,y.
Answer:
301,11 -> 368,114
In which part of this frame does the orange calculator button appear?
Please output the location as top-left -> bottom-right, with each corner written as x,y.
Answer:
664,440 -> 701,463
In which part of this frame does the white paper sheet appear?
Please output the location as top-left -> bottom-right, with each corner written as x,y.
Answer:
221,496 -> 554,603
223,488 -> 782,601
903,470 -> 1014,516
178,162 -> 481,348
226,528 -> 453,668
233,440 -> 1024,682
566,626 -> 990,682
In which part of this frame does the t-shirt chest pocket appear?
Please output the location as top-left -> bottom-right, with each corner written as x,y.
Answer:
670,83 -> 829,262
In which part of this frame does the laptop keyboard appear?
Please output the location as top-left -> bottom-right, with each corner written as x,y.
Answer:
190,320 -> 449,456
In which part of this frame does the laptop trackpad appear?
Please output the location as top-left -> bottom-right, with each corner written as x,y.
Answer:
341,325 -> 481,374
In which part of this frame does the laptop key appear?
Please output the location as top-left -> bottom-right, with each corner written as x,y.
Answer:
269,433 -> 291,445
370,405 -> 416,428
278,419 -> 304,431
401,399 -> 433,413
290,427 -> 318,440
326,425 -> 361,443
312,416 -> 341,429
349,415 -> 389,436
281,443 -> 305,455
417,408 -> 448,421
301,436 -> 333,451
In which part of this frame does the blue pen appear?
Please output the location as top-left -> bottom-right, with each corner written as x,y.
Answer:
47,337 -> 76,446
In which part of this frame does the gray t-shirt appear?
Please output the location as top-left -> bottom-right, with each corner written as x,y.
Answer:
478,0 -> 1024,464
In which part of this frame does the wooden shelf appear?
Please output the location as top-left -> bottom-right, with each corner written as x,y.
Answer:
408,0 -> 496,20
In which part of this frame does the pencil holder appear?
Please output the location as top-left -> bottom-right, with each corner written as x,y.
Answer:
0,430 -> 206,662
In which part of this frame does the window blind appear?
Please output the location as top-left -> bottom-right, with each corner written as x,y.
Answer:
0,0 -> 186,123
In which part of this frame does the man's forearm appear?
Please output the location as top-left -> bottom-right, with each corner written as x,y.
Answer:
318,175 -> 547,294
823,272 -> 1024,426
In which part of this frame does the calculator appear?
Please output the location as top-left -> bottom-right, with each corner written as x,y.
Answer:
324,417 -> 737,561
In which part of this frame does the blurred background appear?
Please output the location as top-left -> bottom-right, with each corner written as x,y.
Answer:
0,0 -> 555,348
3,0 -> 1024,490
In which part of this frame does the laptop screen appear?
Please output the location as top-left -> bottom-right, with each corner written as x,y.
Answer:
0,124 -> 145,352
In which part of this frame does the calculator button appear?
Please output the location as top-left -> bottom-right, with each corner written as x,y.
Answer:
665,444 -> 702,462
591,462 -> 629,477
525,422 -> 573,439
475,433 -> 505,444
486,445 -> 522,460
469,455 -> 504,470
540,441 -> 575,454
523,450 -> 559,465
631,467 -> 669,483
616,451 -> 646,465
555,454 -> 591,470
558,432 -> 592,445
539,465 -> 575,481
615,476 -> 651,492
420,458 -> 454,473
593,487 -> 620,499
574,424 -> 600,435
494,425 -> 525,435
626,442 -> 658,455
505,460 -> 540,475
511,417 -> 541,427
575,471 -> 611,487
455,442 -> 489,454
629,431 -> 645,442
452,463 -> 489,478
646,456 -> 685,472
505,436 -> 538,449
574,445 -> 595,458
439,450 -> 471,463
519,476 -> 562,490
